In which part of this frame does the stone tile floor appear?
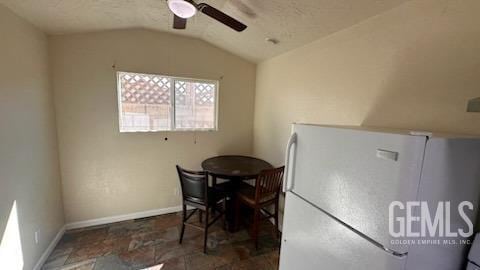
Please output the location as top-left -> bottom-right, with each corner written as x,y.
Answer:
42,211 -> 280,270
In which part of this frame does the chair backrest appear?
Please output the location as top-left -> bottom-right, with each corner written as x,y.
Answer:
176,165 -> 208,205
255,166 -> 285,203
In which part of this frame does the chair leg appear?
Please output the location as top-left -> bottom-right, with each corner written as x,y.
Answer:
274,201 -> 280,239
179,204 -> 186,244
212,176 -> 217,215
234,198 -> 241,231
199,210 -> 203,223
223,198 -> 227,230
253,208 -> 260,250
203,208 -> 209,254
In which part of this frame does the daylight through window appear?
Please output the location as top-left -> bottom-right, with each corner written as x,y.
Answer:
117,71 -> 218,132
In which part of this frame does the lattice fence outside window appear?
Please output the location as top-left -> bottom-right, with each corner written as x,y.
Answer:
174,80 -> 216,130
117,71 -> 218,132
175,81 -> 189,106
120,73 -> 171,104
195,83 -> 215,106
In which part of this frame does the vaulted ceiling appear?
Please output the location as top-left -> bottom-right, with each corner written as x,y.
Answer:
0,0 -> 409,62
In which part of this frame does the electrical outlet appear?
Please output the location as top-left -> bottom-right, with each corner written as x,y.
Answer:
34,230 -> 40,244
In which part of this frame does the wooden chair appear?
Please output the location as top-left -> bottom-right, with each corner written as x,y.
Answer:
234,166 -> 285,249
176,165 -> 226,253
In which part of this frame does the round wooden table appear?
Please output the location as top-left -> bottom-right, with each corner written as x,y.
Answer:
201,155 -> 273,180
201,155 -> 273,231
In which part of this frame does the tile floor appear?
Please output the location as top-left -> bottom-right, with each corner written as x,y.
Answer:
42,211 -> 280,270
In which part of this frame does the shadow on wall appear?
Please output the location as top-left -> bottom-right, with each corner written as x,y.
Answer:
0,200 -> 24,270
361,13 -> 480,135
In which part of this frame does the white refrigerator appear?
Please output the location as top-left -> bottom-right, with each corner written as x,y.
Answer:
279,124 -> 480,270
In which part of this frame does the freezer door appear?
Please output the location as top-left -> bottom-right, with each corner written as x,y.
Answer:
279,193 -> 407,270
405,138 -> 480,270
287,125 -> 427,253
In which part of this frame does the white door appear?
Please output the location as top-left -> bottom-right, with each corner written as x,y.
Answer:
279,192 -> 407,270
286,124 -> 427,253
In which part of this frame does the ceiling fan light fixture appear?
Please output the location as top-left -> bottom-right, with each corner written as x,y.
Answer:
168,0 -> 197,19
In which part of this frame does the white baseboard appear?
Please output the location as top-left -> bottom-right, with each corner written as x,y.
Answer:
33,225 -> 66,270
65,205 -> 186,230
267,216 -> 283,232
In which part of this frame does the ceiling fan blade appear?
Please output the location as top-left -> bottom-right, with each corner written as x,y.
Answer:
173,15 -> 187,29
197,3 -> 247,32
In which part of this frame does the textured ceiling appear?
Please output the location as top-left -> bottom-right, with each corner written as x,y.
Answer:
0,0 -> 409,62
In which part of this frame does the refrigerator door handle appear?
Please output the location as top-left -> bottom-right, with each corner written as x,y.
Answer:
283,132 -> 297,193
292,191 -> 409,259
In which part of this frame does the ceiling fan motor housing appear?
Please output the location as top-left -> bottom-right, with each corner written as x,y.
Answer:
168,0 -> 197,19
168,0 -> 247,32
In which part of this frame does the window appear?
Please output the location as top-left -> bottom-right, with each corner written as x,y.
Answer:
117,71 -> 218,132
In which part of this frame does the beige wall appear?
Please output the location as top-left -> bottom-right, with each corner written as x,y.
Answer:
0,4 -> 64,270
49,29 -> 256,223
254,0 -> 480,167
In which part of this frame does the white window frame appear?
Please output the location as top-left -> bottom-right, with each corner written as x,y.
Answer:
116,71 -> 219,133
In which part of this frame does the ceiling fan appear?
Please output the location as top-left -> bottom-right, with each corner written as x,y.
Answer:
167,0 -> 247,32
